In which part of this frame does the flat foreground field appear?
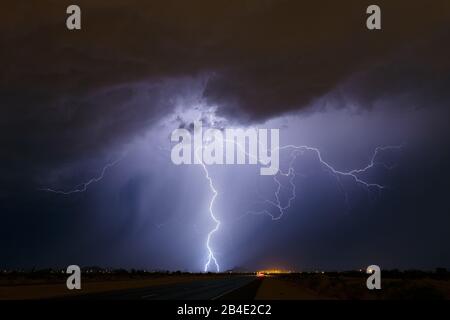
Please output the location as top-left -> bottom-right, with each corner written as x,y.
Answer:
1,273 -> 450,300
256,274 -> 450,300
0,274 -> 229,300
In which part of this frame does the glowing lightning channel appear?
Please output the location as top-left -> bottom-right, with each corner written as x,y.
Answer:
348,145 -> 402,174
39,155 -> 126,195
247,144 -> 402,220
197,135 -> 401,270
256,148 -> 300,220
39,131 -> 401,273
195,146 -> 221,272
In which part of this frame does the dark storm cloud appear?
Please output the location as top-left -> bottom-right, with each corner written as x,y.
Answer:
0,0 -> 447,214
322,32 -> 450,113
1,0 -> 450,270
2,1 -> 450,172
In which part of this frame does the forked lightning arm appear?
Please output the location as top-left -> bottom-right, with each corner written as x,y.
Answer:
39,139 -> 400,273
39,155 -> 125,195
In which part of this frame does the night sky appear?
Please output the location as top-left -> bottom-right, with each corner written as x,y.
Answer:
1,0 -> 450,271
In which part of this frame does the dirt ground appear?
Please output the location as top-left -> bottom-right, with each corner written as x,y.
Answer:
255,277 -> 330,299
0,275 -> 226,300
255,274 -> 450,300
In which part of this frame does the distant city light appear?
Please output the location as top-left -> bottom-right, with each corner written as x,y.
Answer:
257,269 -> 291,275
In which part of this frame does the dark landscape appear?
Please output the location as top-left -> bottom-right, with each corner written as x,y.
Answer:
1,269 -> 449,300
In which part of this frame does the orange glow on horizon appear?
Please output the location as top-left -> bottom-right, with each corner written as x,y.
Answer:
257,269 -> 291,274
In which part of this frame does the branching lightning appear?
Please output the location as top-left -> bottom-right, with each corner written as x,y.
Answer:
194,146 -> 221,272
199,156 -> 221,272
197,136 -> 401,271
37,124 -> 401,274
39,155 -> 126,195
251,148 -> 300,220
246,144 -> 402,220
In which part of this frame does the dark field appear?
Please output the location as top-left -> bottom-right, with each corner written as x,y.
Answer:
256,271 -> 450,300
1,269 -> 449,300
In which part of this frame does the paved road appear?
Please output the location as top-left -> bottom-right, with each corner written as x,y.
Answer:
68,276 -> 258,300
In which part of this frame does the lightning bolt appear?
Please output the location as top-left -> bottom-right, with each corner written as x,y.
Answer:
246,144 -> 402,220
196,134 -> 401,271
194,146 -> 221,272
39,154 -> 126,195
38,128 -> 401,274
251,148 -> 301,220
